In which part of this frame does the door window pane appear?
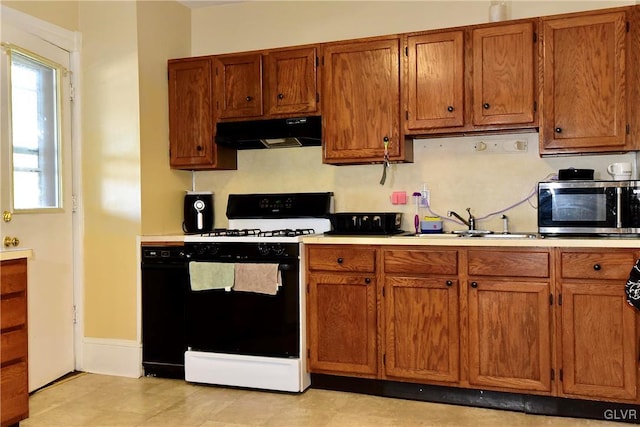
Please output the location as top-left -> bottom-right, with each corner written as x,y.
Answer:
10,50 -> 61,210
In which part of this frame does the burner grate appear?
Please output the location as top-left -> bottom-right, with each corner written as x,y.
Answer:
206,228 -> 261,237
259,228 -> 316,237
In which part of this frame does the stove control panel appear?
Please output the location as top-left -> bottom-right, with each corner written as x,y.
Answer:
226,192 -> 333,219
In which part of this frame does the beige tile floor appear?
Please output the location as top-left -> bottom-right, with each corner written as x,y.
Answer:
21,373 -> 631,427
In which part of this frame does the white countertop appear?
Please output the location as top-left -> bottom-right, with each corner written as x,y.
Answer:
139,233 -> 640,248
0,249 -> 33,261
302,234 -> 640,248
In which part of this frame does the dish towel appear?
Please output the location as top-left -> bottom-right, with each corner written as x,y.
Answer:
189,262 -> 235,291
234,263 -> 281,295
625,259 -> 640,311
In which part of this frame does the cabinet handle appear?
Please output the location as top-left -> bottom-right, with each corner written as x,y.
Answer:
471,281 -> 478,288
447,106 -> 454,112
196,145 -> 202,151
446,280 -> 453,287
555,127 -> 562,133
483,103 -> 490,110
277,93 -> 284,100
383,136 -> 389,143
593,264 -> 601,271
246,96 -> 253,102
336,257 -> 343,264
365,278 -> 371,284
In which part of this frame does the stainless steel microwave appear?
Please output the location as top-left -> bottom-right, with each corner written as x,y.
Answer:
538,180 -> 640,236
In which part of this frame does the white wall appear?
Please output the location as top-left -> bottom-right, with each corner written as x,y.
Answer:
189,1 -> 637,233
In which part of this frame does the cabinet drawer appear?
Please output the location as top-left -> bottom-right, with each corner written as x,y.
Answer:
1,259 -> 27,295
1,328 -> 27,364
308,246 -> 376,272
1,361 -> 28,424
468,249 -> 549,278
561,251 -> 637,280
384,248 -> 458,275
0,295 -> 27,330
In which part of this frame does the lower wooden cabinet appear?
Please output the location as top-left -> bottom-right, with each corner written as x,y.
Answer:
1,258 -> 29,427
467,279 -> 552,392
558,249 -> 639,402
307,272 -> 378,377
305,244 -> 640,405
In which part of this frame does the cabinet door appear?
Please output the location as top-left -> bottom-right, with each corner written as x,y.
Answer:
468,279 -> 552,392
541,11 -> 627,153
472,22 -> 535,126
322,38 -> 402,164
384,276 -> 459,383
265,47 -> 318,116
168,58 -> 216,169
560,282 -> 637,401
307,273 -> 377,376
214,53 -> 263,119
405,31 -> 464,130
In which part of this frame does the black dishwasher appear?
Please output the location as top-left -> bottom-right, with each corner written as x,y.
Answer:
141,245 -> 189,378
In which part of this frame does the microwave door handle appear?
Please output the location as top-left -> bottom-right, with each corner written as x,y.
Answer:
616,187 -> 623,229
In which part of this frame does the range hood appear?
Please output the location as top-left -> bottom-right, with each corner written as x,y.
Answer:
215,116 -> 322,149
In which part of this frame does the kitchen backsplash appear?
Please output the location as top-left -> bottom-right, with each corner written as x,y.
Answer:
196,132 -> 637,234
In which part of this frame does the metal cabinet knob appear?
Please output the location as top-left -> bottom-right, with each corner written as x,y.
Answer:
365,278 -> 371,284
246,96 -> 253,102
3,237 -> 19,248
470,281 -> 478,288
447,106 -> 454,112
196,145 -> 202,151
483,103 -> 490,110
337,257 -> 344,264
555,127 -> 562,133
446,280 -> 453,287
277,93 -> 284,100
593,264 -> 601,271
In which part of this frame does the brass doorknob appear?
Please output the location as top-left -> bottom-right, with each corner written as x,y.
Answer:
3,237 -> 19,248
2,211 -> 11,222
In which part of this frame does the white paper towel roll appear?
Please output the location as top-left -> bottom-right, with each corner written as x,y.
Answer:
489,2 -> 508,22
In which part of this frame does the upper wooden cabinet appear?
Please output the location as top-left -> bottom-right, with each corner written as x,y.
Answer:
405,31 -> 465,130
168,57 -> 237,170
214,53 -> 263,120
322,36 -> 412,165
265,47 -> 319,116
472,22 -> 536,126
405,20 -> 537,135
541,9 -> 634,154
214,46 -> 319,121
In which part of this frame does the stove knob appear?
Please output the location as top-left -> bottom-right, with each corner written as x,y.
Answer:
258,244 -> 271,255
272,244 -> 285,256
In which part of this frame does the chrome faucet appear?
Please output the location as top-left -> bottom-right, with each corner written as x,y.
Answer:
448,208 -> 476,230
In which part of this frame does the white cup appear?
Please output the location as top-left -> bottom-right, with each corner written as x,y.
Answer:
607,162 -> 632,180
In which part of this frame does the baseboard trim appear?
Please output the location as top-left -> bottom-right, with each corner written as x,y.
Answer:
311,374 -> 640,424
82,338 -> 142,378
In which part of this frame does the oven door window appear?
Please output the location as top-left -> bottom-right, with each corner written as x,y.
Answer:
539,187 -> 616,227
186,262 -> 299,358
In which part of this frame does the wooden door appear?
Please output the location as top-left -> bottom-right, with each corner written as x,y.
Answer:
405,31 -> 464,130
468,279 -> 552,392
307,272 -> 377,376
214,53 -> 263,119
384,276 -> 459,383
560,282 -> 637,401
541,11 -> 627,153
168,58 -> 215,169
472,21 -> 536,126
265,47 -> 318,116
322,37 -> 401,164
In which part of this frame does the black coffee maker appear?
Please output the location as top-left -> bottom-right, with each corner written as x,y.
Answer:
183,192 -> 214,234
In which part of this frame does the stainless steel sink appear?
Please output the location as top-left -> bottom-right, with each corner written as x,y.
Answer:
457,232 -> 539,239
